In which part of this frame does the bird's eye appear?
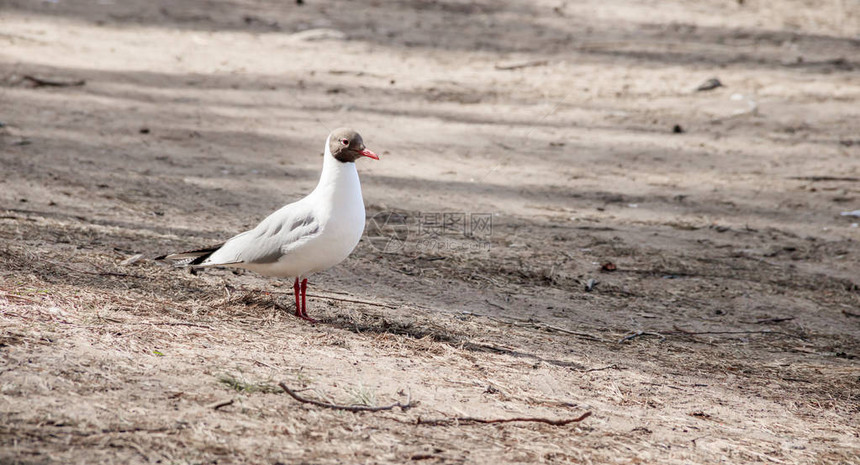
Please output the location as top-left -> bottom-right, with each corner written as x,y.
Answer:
341,139 -> 349,146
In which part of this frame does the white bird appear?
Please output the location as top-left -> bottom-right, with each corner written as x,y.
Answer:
158,128 -> 379,322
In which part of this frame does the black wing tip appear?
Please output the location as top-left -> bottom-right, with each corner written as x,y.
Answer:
189,253 -> 212,266
156,243 -> 224,264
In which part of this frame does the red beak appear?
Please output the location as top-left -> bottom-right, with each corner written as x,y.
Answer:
359,148 -> 380,160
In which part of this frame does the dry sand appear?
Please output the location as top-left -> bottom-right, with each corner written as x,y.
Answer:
1,0 -> 859,463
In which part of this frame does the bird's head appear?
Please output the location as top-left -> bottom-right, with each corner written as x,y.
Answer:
328,128 -> 379,163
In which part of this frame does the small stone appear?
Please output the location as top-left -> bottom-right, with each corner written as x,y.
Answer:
696,77 -> 723,92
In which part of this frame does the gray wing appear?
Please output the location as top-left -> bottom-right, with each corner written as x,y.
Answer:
202,202 -> 320,266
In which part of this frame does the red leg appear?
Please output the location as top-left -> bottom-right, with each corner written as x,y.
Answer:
300,278 -> 307,316
293,278 -> 302,318
300,278 -> 316,323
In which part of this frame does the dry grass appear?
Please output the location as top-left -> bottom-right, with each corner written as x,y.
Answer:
2,230 -> 857,463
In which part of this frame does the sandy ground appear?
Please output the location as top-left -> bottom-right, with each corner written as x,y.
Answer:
1,0 -> 859,463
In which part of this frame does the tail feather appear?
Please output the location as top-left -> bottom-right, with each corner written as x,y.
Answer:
156,244 -> 224,266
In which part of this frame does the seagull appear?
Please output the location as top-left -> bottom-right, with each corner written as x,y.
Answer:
158,128 -> 379,322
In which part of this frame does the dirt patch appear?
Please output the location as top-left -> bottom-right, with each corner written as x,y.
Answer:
1,1 -> 859,463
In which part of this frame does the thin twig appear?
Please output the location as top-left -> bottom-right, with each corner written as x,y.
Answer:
208,399 -> 234,410
142,321 -> 213,329
494,60 -> 549,71
86,317 -> 212,329
255,287 -> 436,312
0,290 -> 41,304
0,215 -> 37,221
417,411 -> 591,426
537,323 -> 604,341
1,311 -> 35,321
23,75 -> 86,87
578,364 -> 619,373
263,289 -> 399,309
278,383 -> 417,412
484,299 -> 506,311
670,326 -> 806,340
618,331 -> 666,343
742,317 -> 795,325
464,312 -> 604,342
99,271 -> 141,278
787,176 -> 859,182
305,293 -> 399,309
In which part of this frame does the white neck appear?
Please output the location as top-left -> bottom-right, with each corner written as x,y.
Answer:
312,135 -> 363,207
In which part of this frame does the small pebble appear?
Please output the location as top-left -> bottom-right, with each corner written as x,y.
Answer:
696,77 -> 723,91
